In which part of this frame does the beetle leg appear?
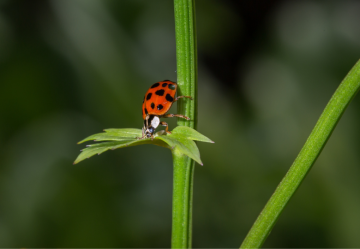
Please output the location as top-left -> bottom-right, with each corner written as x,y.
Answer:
162,113 -> 190,120
160,121 -> 171,134
174,96 -> 193,102
137,128 -> 146,140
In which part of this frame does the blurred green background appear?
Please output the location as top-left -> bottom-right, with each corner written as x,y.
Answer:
1,0 -> 360,247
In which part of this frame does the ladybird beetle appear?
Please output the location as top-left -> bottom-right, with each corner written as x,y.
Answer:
140,80 -> 192,139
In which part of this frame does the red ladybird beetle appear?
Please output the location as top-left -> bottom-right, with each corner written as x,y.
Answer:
140,80 -> 192,139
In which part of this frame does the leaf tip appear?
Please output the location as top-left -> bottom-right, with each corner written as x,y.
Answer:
211,141 -> 215,143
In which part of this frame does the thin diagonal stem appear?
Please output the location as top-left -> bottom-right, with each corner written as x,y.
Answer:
240,59 -> 360,248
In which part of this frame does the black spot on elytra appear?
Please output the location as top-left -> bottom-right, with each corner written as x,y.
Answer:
151,83 -> 160,88
166,94 -> 174,102
145,108 -> 148,114
162,83 -> 168,87
157,104 -> 163,110
151,103 -> 155,109
168,84 -> 176,90
155,89 -> 165,96
146,93 -> 152,100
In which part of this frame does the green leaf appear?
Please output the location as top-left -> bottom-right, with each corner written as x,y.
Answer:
171,126 -> 214,143
78,128 -> 142,144
103,128 -> 143,137
157,134 -> 203,165
74,126 -> 212,165
74,140 -> 137,164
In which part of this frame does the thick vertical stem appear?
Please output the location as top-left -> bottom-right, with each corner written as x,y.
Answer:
172,0 -> 198,248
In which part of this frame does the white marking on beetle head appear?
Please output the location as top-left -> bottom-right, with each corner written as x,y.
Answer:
151,116 -> 160,128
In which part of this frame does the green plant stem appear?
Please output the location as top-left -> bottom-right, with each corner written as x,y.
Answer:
240,59 -> 360,248
172,0 -> 198,248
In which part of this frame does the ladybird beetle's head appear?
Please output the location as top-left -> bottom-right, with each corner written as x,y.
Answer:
143,115 -> 160,138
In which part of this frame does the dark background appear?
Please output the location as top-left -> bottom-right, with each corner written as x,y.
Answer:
1,0 -> 360,247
